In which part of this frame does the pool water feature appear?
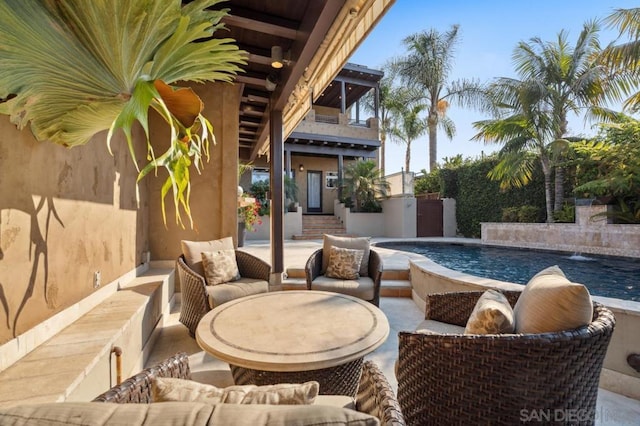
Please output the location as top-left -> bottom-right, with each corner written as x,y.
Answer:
379,242 -> 640,301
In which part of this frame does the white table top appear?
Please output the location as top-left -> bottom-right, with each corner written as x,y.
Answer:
196,291 -> 390,372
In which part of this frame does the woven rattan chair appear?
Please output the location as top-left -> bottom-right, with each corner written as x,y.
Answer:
177,251 -> 270,336
93,352 -> 406,426
305,248 -> 382,306
397,291 -> 615,426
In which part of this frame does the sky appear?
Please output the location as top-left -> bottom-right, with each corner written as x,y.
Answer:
348,0 -> 634,174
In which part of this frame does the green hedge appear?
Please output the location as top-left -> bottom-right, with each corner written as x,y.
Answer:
446,158 -> 546,237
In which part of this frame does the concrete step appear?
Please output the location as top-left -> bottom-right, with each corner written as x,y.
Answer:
284,269 -> 411,298
282,278 -> 307,291
287,267 -> 409,281
303,224 -> 345,230
380,280 -> 412,297
382,269 -> 410,281
286,268 -> 306,279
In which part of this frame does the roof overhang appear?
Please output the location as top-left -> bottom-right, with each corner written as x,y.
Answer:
213,0 -> 395,162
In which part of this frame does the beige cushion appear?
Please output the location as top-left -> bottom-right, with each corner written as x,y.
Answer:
514,265 -> 593,333
415,319 -> 466,335
0,402 -> 379,426
464,290 -> 515,334
202,250 -> 240,285
314,395 -> 356,410
206,277 -> 269,308
0,402 -> 214,425
311,275 -> 375,301
153,377 -> 319,405
208,403 -> 380,425
322,234 -> 371,277
325,246 -> 364,280
181,237 -> 235,276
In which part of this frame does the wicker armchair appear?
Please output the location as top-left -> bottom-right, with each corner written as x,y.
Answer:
94,352 -> 406,426
305,248 -> 382,306
397,291 -> 615,426
177,251 -> 271,336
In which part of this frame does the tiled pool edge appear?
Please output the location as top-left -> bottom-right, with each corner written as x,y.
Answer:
409,257 -> 640,401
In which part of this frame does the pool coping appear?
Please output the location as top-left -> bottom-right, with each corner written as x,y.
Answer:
375,238 -> 640,312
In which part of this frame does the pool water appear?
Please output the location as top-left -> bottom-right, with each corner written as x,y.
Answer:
380,242 -> 640,302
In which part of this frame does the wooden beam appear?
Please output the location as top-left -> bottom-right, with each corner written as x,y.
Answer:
236,75 -> 267,88
285,143 -> 376,158
252,0 -> 345,160
223,15 -> 298,39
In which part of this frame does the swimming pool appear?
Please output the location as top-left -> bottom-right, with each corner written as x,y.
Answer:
378,242 -> 640,301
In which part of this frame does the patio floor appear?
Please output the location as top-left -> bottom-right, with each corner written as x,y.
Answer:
147,238 -> 640,425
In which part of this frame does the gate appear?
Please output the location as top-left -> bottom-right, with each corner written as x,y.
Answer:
417,197 -> 443,237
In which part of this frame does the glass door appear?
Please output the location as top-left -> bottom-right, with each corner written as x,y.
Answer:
307,171 -> 322,213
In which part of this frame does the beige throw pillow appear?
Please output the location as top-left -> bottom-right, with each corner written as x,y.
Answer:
152,377 -> 319,405
181,237 -> 235,276
322,234 -> 371,277
325,246 -> 364,280
514,265 -> 593,333
201,250 -> 240,285
464,290 -> 515,334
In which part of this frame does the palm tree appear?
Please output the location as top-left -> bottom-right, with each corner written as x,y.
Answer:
342,160 -> 389,212
395,25 -> 485,171
361,61 -> 404,175
389,100 -> 428,173
511,21 -> 615,212
473,78 -> 557,222
603,8 -> 640,111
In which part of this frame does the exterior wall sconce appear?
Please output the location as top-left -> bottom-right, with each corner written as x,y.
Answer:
299,164 -> 304,172
271,46 -> 284,69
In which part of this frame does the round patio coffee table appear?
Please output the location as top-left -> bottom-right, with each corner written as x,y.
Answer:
196,290 -> 389,396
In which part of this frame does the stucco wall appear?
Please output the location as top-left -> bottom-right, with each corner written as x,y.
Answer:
295,156 -> 352,214
0,115 -> 148,344
148,82 -> 242,261
381,197 -> 416,237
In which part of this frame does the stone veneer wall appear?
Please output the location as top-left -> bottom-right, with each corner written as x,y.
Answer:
481,205 -> 640,258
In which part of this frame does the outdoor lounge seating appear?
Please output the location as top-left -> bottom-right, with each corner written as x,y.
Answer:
396,290 -> 616,426
305,235 -> 382,306
178,238 -> 271,336
22,352 -> 405,425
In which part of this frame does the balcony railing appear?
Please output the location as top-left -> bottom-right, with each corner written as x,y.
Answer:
315,114 -> 339,124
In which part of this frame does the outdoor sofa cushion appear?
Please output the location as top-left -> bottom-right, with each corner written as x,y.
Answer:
415,319 -> 466,335
464,289 -> 515,334
322,235 -> 371,277
0,401 -> 379,426
311,275 -> 375,301
201,250 -> 241,285
514,265 -> 593,333
325,246 -> 365,280
206,277 -> 269,309
153,378 -> 319,405
181,237 -> 235,276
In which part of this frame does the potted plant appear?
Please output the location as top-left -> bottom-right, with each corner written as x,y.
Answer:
237,198 -> 262,247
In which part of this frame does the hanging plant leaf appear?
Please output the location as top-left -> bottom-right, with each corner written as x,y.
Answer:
0,0 -> 247,227
154,80 -> 203,131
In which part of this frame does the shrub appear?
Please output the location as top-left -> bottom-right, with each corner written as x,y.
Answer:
553,203 -> 575,223
502,207 -> 519,222
517,205 -> 542,223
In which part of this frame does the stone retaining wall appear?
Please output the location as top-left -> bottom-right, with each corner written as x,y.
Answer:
481,205 -> 640,258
